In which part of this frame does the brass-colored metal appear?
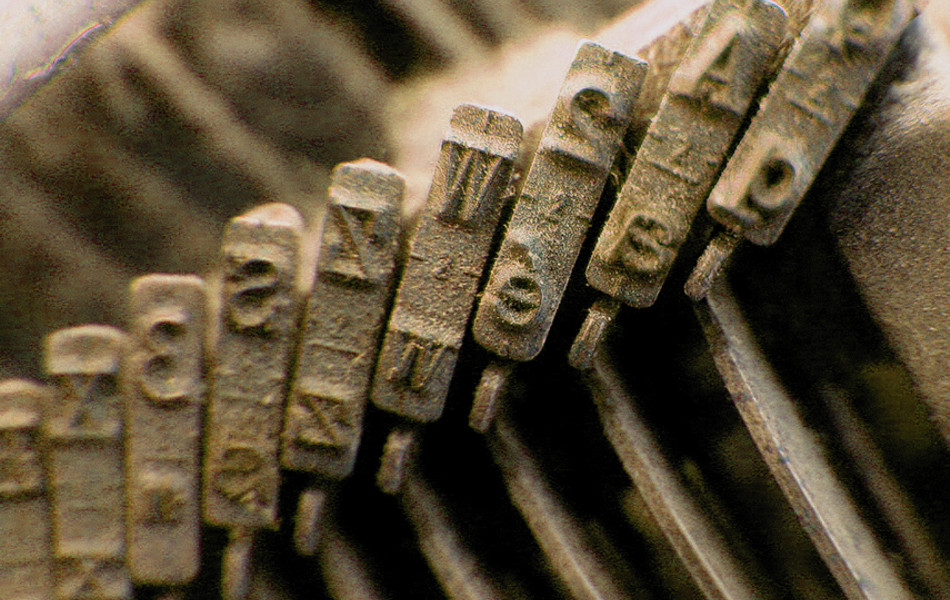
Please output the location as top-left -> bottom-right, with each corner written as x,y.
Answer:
707,0 -> 914,245
587,0 -> 786,307
696,278 -> 915,600
472,42 -> 646,362
44,325 -> 132,600
0,379 -> 54,600
372,104 -> 522,423
124,274 -> 206,586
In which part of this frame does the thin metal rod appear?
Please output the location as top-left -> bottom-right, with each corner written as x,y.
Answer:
488,415 -> 631,600
696,277 -> 914,600
586,356 -> 771,600
401,471 -> 509,600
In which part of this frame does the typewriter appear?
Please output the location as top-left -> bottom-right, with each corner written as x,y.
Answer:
0,1 -> 948,599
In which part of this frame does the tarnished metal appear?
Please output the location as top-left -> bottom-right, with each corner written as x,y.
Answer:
468,361 -> 513,433
124,274 -> 206,586
586,356 -> 772,600
587,0 -> 786,307
282,159 -> 404,478
568,297 -> 620,371
44,325 -> 131,600
684,230 -> 741,301
696,278 -> 914,600
377,428 -> 418,495
0,379 -> 54,600
203,203 -> 303,530
292,487 -> 329,557
707,0 -> 914,245
202,204 -> 304,600
372,104 -> 522,423
472,42 -> 646,362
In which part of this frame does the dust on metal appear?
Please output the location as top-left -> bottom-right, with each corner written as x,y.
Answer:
377,428 -> 418,495
707,0 -> 914,246
282,159 -> 404,479
472,41 -> 646,362
44,325 -> 131,600
123,274 -> 206,586
203,203 -> 304,530
0,380 -> 54,600
587,0 -> 787,307
372,104 -> 522,423
568,297 -> 620,371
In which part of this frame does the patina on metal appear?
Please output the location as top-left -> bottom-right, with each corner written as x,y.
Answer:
696,277 -> 915,600
0,379 -> 54,600
587,0 -> 787,307
44,325 -> 131,600
372,104 -> 522,424
707,0 -> 914,246
202,203 -> 304,599
282,159 -> 404,479
472,41 -> 646,362
124,274 -> 206,586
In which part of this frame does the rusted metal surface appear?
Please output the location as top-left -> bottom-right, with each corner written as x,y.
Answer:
472,42 -> 645,362
44,325 -> 131,600
587,0 -> 786,307
707,0 -> 914,246
123,274 -> 206,586
0,379 -> 54,600
372,104 -> 521,424
696,278 -> 914,600
586,357 -> 771,600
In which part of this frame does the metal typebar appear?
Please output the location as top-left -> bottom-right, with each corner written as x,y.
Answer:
586,356 -> 774,600
695,277 -> 914,600
488,414 -> 632,600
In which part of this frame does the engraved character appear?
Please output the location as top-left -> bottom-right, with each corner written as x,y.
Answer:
224,253 -> 285,332
439,143 -> 507,225
487,235 -> 544,330
668,13 -> 747,114
211,445 -> 271,513
386,332 -> 450,393
136,308 -> 192,406
290,389 -> 356,450
323,203 -> 388,283
607,212 -> 676,276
